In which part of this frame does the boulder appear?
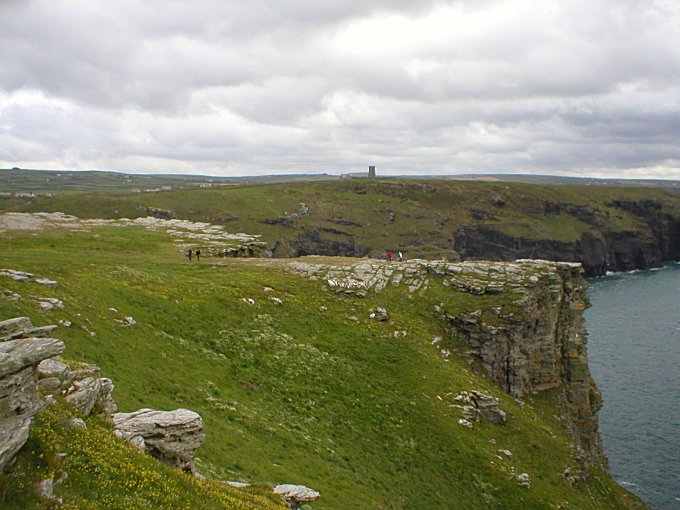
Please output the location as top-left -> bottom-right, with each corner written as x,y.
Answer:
112,408 -> 205,472
273,484 -> 321,509
515,472 -> 531,489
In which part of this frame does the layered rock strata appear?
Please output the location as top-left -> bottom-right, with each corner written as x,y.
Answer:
291,258 -> 606,468
454,199 -> 680,276
0,317 -> 65,471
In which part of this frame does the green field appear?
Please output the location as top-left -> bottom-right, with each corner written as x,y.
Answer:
2,177 -> 680,262
0,168 -> 336,194
0,222 -> 646,509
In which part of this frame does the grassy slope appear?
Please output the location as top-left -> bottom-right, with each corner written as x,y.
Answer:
2,179 -> 679,259
0,224 -> 645,509
1,405 -> 286,510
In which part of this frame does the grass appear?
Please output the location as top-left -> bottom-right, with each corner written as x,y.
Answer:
0,404 -> 286,510
0,222 -> 648,509
1,179 -> 678,261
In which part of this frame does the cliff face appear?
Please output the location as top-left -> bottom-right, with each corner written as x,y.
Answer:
454,199 -> 680,276
441,260 -> 605,466
292,258 -> 606,468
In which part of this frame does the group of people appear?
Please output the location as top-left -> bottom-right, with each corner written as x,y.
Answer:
186,249 -> 201,261
385,250 -> 404,262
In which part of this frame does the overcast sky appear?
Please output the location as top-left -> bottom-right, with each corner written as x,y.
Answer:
1,0 -> 679,178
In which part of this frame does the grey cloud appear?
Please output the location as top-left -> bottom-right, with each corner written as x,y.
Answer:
0,0 -> 679,177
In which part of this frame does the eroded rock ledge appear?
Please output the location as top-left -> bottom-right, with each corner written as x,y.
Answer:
290,258 -> 606,469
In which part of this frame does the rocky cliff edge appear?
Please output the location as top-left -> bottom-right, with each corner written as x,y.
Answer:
291,257 -> 606,471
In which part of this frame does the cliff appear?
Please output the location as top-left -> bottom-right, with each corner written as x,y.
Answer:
0,214 -> 648,509
454,199 -> 680,276
4,180 -> 680,277
291,258 -> 606,469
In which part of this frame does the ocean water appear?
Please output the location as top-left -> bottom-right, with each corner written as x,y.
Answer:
585,264 -> 680,509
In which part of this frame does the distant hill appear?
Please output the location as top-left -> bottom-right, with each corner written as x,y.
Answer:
0,168 -> 336,194
442,173 -> 680,189
4,168 -> 680,196
2,177 -> 680,276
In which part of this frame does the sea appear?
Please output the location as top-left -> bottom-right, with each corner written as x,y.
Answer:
585,264 -> 680,509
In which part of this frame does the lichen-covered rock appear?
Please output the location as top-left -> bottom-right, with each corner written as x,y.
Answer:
37,358 -> 69,380
65,376 -> 104,416
0,317 -> 33,341
273,484 -> 320,509
112,408 -> 205,472
44,361 -> 118,419
0,330 -> 64,471
0,318 -> 58,342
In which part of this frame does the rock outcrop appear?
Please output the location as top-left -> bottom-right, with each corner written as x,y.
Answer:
273,484 -> 321,509
1,316 -> 318,507
442,260 -> 605,467
113,408 -> 205,473
290,258 -> 606,470
0,317 -> 65,471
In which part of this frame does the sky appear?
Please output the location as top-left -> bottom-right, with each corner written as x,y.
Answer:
1,0 -> 679,178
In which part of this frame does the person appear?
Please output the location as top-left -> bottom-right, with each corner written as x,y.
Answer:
398,251 -> 403,262
186,249 -> 193,262
386,251 -> 393,263
196,249 -> 201,261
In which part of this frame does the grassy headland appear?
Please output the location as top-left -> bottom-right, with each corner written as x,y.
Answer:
0,222 -> 646,509
2,178 -> 679,267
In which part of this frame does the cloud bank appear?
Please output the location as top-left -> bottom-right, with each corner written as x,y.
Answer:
1,0 -> 679,177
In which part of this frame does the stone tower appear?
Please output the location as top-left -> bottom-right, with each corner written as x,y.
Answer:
368,166 -> 376,178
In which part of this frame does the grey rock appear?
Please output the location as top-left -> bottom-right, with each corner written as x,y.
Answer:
68,418 -> 86,429
98,378 -> 118,417
515,473 -> 531,488
371,307 -> 389,321
38,298 -> 64,310
0,317 -> 33,341
113,408 -> 205,471
273,484 -> 320,509
0,334 -> 65,471
471,391 -> 507,425
38,377 -> 62,392
65,377 -> 103,416
129,435 -> 146,451
37,358 -> 69,380
224,480 -> 251,488
0,337 -> 65,379
37,478 -> 56,500
0,269 -> 32,281
35,278 -> 58,287
0,320 -> 58,342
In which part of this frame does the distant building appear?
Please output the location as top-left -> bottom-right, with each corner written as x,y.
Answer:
340,166 -> 377,179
